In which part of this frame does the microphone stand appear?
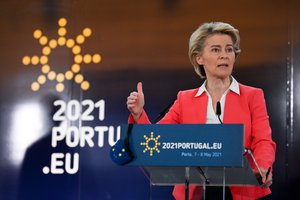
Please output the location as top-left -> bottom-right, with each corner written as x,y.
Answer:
216,101 -> 226,199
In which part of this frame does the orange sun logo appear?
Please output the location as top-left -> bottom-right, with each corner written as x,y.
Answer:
22,18 -> 101,92
140,132 -> 161,156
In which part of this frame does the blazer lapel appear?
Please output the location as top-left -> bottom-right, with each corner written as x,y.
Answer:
197,94 -> 208,123
223,91 -> 240,123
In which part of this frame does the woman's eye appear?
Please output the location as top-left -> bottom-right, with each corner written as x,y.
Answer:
211,48 -> 220,52
226,47 -> 234,53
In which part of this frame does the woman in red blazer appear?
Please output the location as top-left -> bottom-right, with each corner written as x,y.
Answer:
127,22 -> 276,200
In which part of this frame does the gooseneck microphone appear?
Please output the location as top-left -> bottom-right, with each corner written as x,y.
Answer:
216,101 -> 223,124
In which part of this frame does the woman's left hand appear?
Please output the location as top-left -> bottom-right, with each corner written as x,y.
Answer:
259,167 -> 273,188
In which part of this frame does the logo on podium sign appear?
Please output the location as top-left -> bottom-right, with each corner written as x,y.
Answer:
140,132 -> 161,156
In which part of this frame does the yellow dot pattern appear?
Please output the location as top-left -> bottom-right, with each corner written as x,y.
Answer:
33,30 -> 42,39
66,39 -> 75,48
140,132 -> 161,156
42,65 -> 50,73
65,70 -> 74,80
22,17 -> 102,92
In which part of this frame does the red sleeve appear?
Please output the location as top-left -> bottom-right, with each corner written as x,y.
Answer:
250,89 -> 276,170
128,110 -> 151,124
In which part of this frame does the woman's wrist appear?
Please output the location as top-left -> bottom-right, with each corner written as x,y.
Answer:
132,110 -> 142,122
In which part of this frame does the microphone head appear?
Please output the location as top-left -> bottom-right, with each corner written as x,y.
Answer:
216,101 -> 221,115
110,139 -> 134,165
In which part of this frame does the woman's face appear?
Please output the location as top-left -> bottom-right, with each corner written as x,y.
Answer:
196,34 -> 235,80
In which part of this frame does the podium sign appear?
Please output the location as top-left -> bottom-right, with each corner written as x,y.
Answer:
124,124 -> 244,167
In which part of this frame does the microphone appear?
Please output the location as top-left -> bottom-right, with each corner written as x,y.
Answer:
216,101 -> 223,124
153,101 -> 174,123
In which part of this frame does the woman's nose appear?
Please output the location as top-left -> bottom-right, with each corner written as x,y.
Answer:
220,51 -> 229,59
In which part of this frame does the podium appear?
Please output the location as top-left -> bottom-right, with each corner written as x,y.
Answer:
118,124 -> 262,200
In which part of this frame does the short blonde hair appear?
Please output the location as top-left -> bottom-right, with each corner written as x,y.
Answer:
188,22 -> 241,78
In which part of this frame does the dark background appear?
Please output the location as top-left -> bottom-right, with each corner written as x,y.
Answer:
0,0 -> 299,199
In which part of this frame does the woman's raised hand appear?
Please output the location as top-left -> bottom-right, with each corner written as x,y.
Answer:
127,82 -> 145,121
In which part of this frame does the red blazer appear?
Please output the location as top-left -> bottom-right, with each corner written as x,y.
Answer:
129,83 -> 276,200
